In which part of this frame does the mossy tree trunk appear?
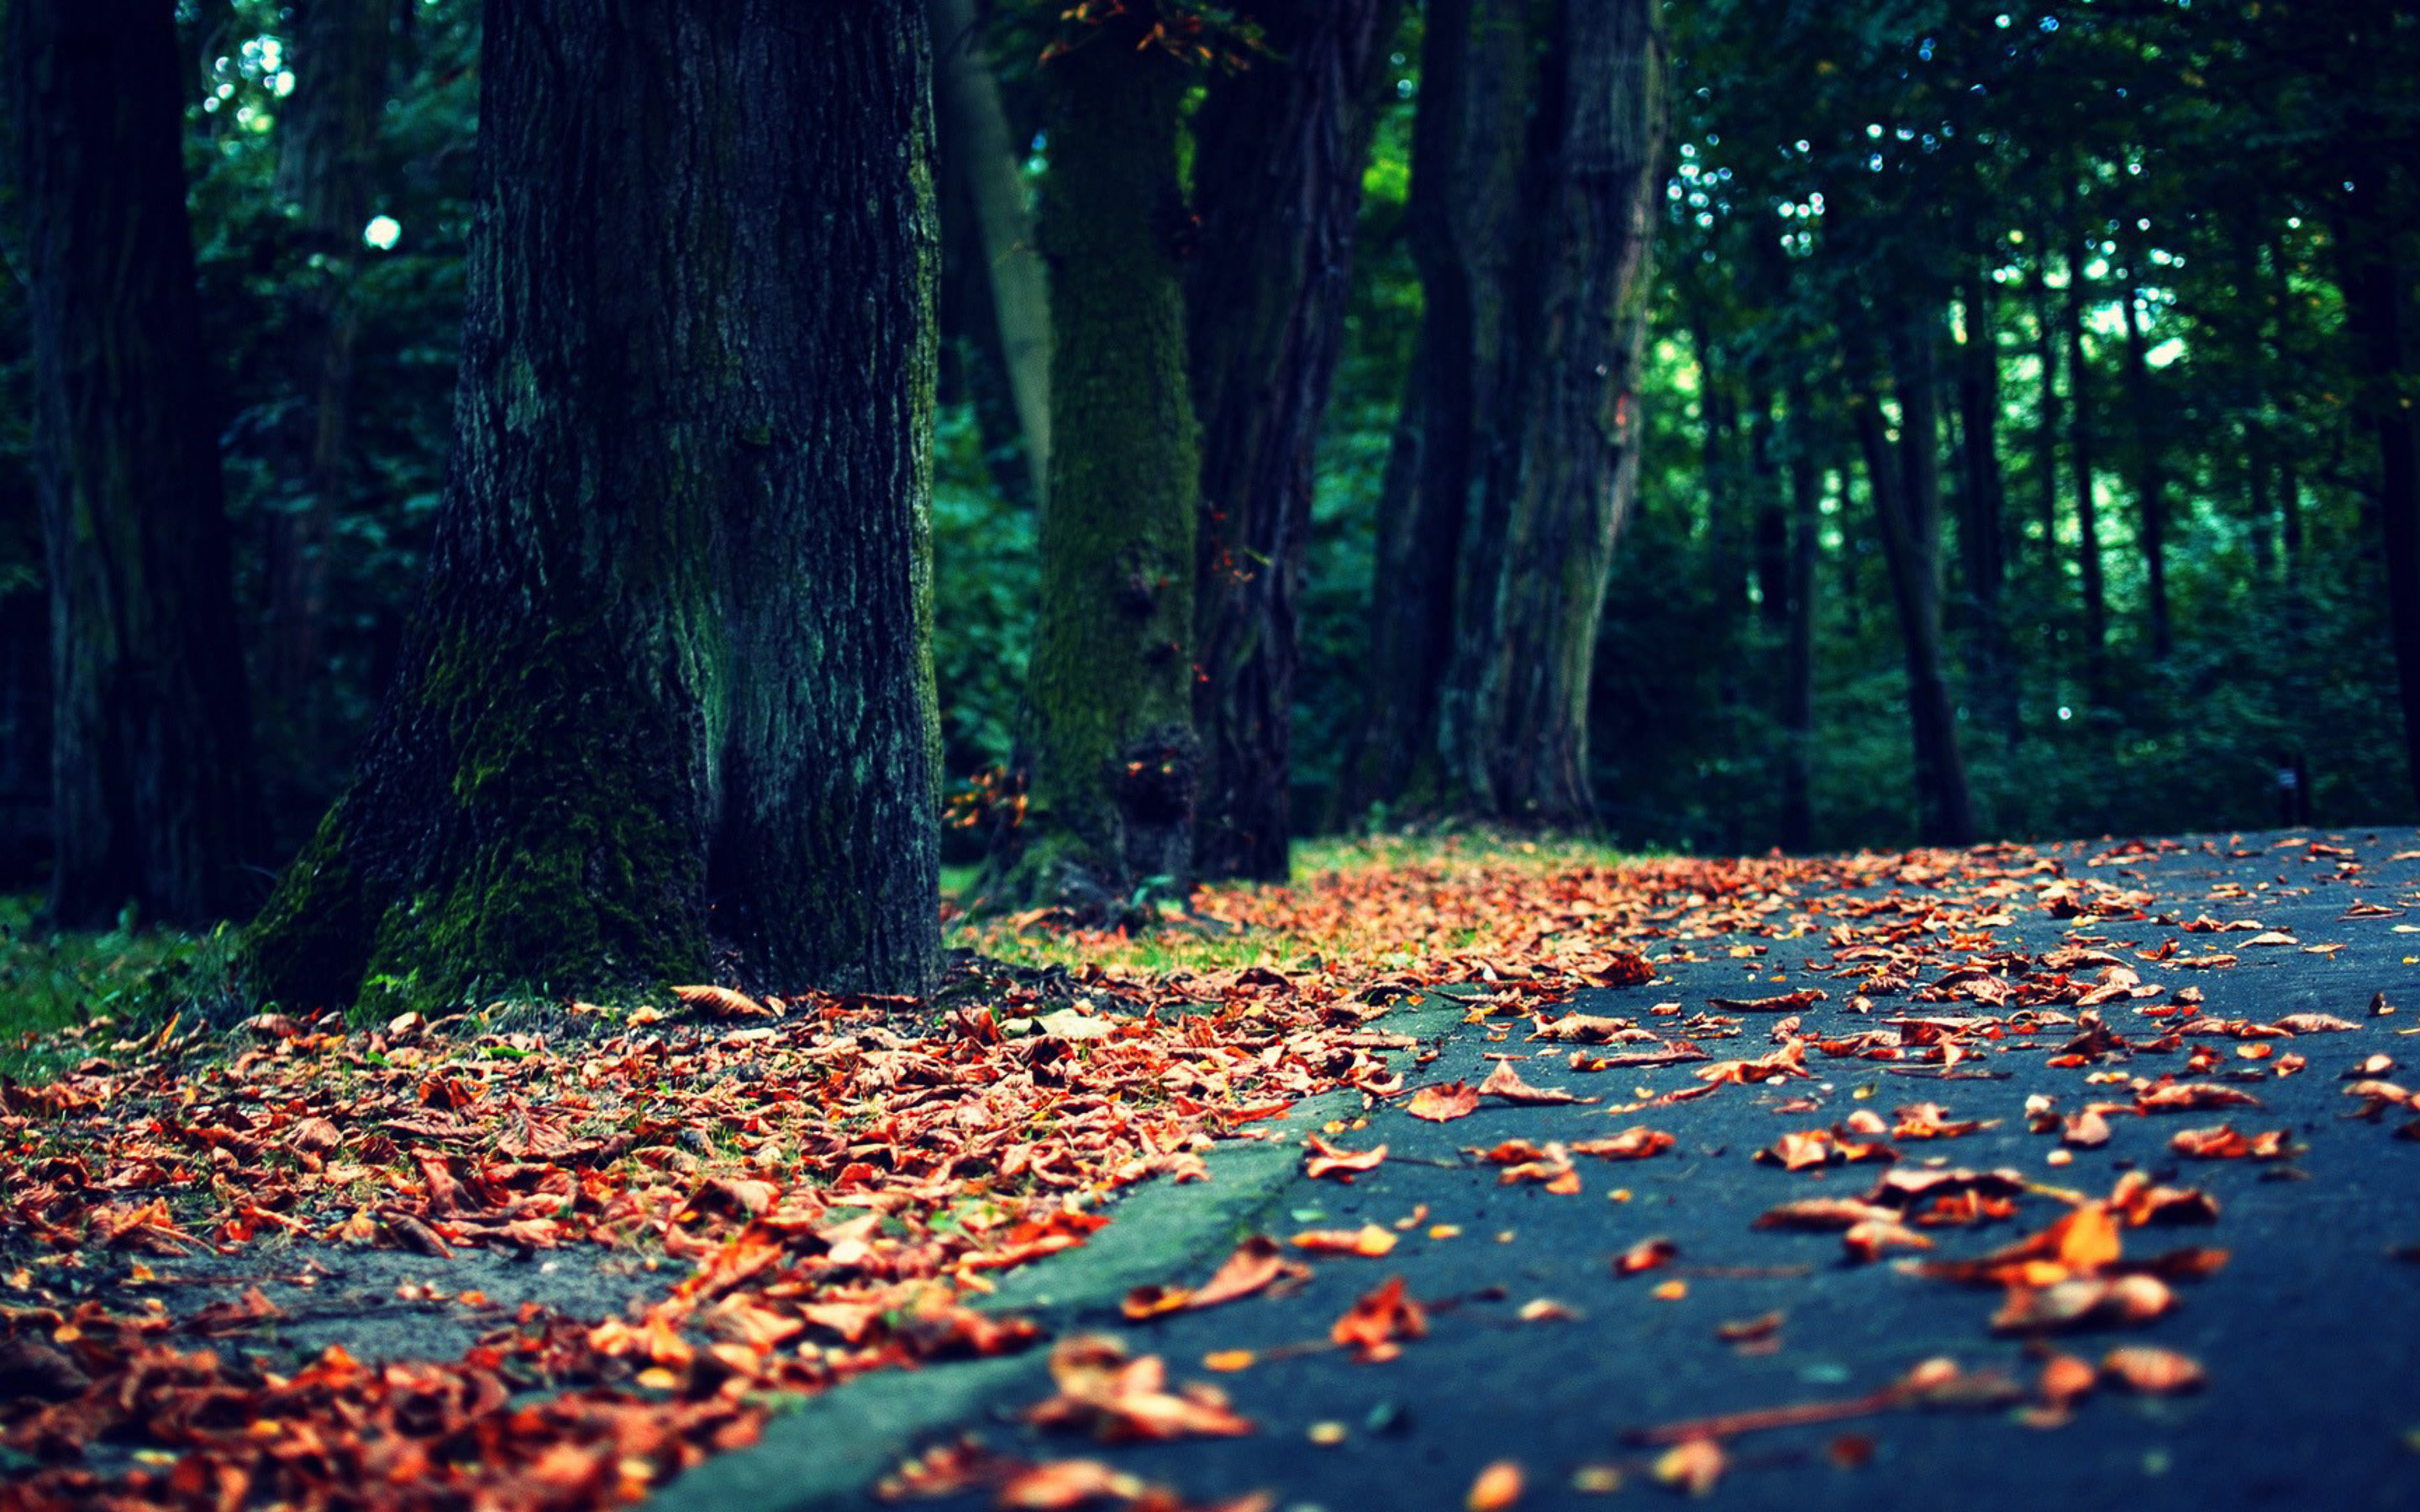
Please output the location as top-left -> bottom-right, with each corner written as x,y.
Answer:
9,0 -> 263,928
1440,0 -> 1664,823
246,0 -> 941,1011
985,29 -> 1199,915
1186,0 -> 1402,882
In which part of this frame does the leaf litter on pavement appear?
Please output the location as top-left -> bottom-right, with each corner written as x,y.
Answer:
4,830 -> 2417,1508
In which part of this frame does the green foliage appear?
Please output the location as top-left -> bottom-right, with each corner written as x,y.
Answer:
0,896 -> 245,1076
931,396 -> 1037,790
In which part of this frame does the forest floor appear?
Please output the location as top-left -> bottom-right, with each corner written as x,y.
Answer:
4,830 -> 2419,1510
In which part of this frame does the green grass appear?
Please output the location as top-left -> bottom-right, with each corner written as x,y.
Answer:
0,895 -> 245,1078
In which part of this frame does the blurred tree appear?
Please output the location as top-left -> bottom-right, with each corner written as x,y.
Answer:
983,8 -> 1201,916
9,0 -> 263,927
247,0 -> 942,1010
1188,0 -> 1404,881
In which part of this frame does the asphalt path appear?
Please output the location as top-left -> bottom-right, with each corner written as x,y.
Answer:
852,829 -> 2420,1512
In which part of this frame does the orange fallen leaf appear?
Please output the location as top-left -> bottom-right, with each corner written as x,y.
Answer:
2102,1344 -> 2206,1393
1614,1236 -> 1679,1276
1478,1060 -> 1597,1105
1569,1126 -> 1675,1160
1653,1437 -> 1726,1495
1123,1235 -> 1307,1320
671,984 -> 771,1018
1304,1134 -> 1387,1180
1466,1458 -> 1524,1510
2170,1123 -> 2296,1160
1331,1275 -> 1428,1362
1292,1224 -> 1399,1257
1406,1082 -> 1481,1122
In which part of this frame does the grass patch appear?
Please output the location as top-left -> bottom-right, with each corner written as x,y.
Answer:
0,895 -> 245,1078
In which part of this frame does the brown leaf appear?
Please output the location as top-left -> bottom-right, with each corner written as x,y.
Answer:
1406,1082 -> 1481,1122
1331,1275 -> 1428,1362
1303,1134 -> 1388,1181
2101,1345 -> 2206,1393
1568,1126 -> 1675,1160
1614,1236 -> 1679,1276
1291,1224 -> 1399,1257
671,984 -> 771,1018
1477,1060 -> 1596,1105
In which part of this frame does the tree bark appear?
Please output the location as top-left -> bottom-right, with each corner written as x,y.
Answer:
2338,140 -> 2420,811
1849,310 -> 1975,848
1954,256 -> 2013,738
247,0 -> 941,1010
1442,0 -> 1663,822
2028,217 -> 2061,570
925,0 -> 1050,510
2117,221 -> 2171,662
986,27 -> 1199,914
10,0 -> 263,928
1185,0 -> 1400,882
1779,375 -> 1821,853
2062,192 -> 2109,701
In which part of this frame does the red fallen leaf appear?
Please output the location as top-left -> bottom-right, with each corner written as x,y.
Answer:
1585,951 -> 1658,988
2170,1123 -> 2297,1160
2102,1345 -> 2207,1393
1842,1219 -> 1931,1263
2039,1351 -> 2098,1410
1705,989 -> 1828,1013
1466,1458 -> 1524,1510
1331,1275 -> 1428,1362
995,1458 -> 1142,1509
1291,1224 -> 1399,1257
1477,1060 -> 1597,1105
2061,1110 -> 2112,1148
1917,1202 -> 2123,1289
1652,1437 -> 1727,1494
1568,1126 -> 1675,1160
875,1435 -> 1019,1501
1990,1273 -> 2174,1333
671,984 -> 772,1019
1891,1102 -> 1991,1139
1303,1134 -> 1387,1181
1023,1335 -> 1255,1442
1754,1198 -> 1902,1231
1714,1310 -> 1785,1344
1123,1234 -> 1308,1320
1758,1130 -> 1837,1171
2107,1172 -> 2221,1226
1406,1082 -> 1481,1122
2135,1081 -> 2265,1112
1614,1236 -> 1679,1276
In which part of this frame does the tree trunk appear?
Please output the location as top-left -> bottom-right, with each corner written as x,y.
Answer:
2063,193 -> 2109,701
2338,141 -> 2420,811
2028,216 -> 2061,570
10,0 -> 262,928
1849,312 -> 1975,848
1443,0 -> 1663,822
2270,234 -> 2304,566
1749,380 -> 1788,633
1954,258 -> 2014,740
1186,0 -> 1401,882
925,0 -> 1050,510
264,0 -> 392,716
2117,222 -> 2171,661
1779,375 -> 1821,852
1363,0 -> 1529,816
985,28 -> 1199,914
247,0 -> 941,1011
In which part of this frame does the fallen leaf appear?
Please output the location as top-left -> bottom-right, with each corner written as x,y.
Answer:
1303,1134 -> 1388,1181
1292,1224 -> 1399,1257
1406,1082 -> 1481,1122
1653,1438 -> 1727,1496
2101,1345 -> 2206,1393
1614,1236 -> 1679,1276
1331,1276 -> 1428,1362
1477,1060 -> 1596,1105
1466,1458 -> 1524,1510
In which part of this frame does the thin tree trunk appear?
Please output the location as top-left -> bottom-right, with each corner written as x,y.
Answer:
1779,375 -> 1821,852
1749,380 -> 1788,633
1449,0 -> 1663,822
1954,257 -> 2013,738
1186,0 -> 1402,882
11,0 -> 262,928
248,0 -> 942,1008
925,0 -> 1050,509
1428,0 -> 1534,810
986,28 -> 1200,914
2270,232 -> 2304,566
2028,217 -> 2061,569
2338,141 -> 2420,811
1339,337 -> 1445,816
2117,221 -> 2171,661
2063,192 -> 2109,701
1849,311 -> 1975,848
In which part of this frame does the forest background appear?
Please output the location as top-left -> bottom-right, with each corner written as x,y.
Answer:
3,0 -> 2416,931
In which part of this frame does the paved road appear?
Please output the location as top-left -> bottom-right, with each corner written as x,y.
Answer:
695,829 -> 2420,1512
